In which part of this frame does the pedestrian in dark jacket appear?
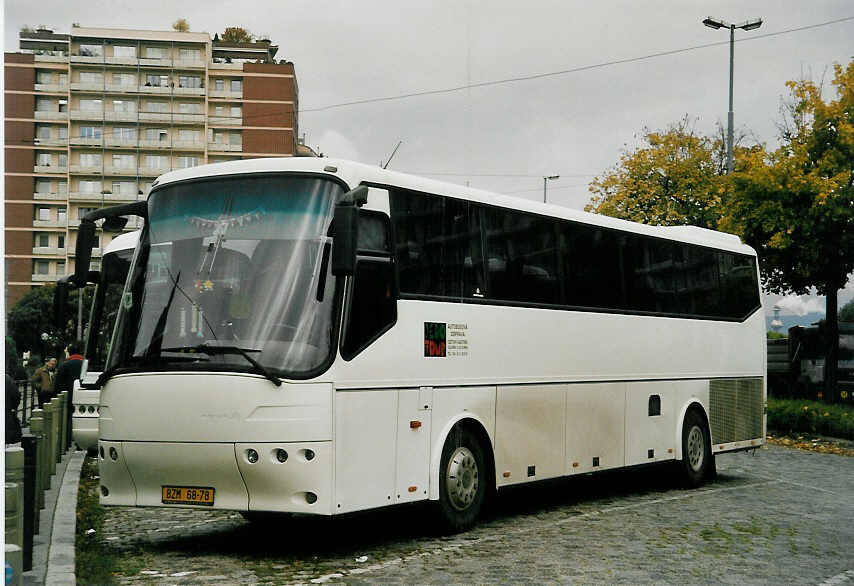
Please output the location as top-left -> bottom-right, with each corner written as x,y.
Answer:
6,373 -> 22,444
32,357 -> 57,408
56,342 -> 84,447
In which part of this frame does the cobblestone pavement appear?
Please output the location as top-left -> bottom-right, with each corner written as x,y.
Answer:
95,445 -> 854,585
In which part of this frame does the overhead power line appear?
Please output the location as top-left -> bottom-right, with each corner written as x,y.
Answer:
300,15 -> 854,114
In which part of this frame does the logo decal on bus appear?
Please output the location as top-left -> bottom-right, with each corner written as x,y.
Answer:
424,322 -> 446,357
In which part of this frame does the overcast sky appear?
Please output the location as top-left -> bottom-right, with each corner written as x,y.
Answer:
4,0 -> 853,313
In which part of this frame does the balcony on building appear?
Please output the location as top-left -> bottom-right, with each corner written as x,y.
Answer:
34,191 -> 68,201
212,37 -> 278,64
209,88 -> 243,99
68,191 -> 105,202
34,82 -> 69,93
32,246 -> 65,256
70,136 -> 103,147
33,218 -> 67,229
208,115 -> 241,126
31,273 -> 61,283
104,136 -> 138,148
70,80 -> 105,91
34,137 -> 68,147
103,166 -> 139,176
34,110 -> 68,121
208,141 -> 242,152
19,28 -> 70,62
70,110 -> 105,121
138,166 -> 171,177
104,111 -> 138,123
33,164 -> 68,174
70,164 -> 102,174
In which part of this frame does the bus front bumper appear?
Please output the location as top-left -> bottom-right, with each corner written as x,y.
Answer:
98,440 -> 333,515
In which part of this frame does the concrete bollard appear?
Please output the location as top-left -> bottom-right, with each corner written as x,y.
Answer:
42,402 -> 55,479
28,410 -> 47,507
20,435 -> 37,570
5,448 -> 25,550
5,483 -> 21,548
49,397 -> 61,467
5,543 -> 23,586
57,392 -> 67,458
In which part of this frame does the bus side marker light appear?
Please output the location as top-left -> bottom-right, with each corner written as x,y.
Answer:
668,448 -> 673,454
276,449 -> 288,463
305,492 -> 318,504
592,457 -> 600,467
303,449 -> 315,461
572,462 -> 579,468
408,486 -> 417,493
247,449 -> 259,464
502,471 -> 511,478
647,449 -> 654,459
109,447 -> 118,461
409,420 -> 422,429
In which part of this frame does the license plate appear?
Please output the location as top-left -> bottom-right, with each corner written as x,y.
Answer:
161,485 -> 215,506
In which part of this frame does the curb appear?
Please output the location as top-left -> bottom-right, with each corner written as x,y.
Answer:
45,450 -> 84,585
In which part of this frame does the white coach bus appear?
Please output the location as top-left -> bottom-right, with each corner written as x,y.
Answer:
72,231 -> 139,451
76,158 -> 765,532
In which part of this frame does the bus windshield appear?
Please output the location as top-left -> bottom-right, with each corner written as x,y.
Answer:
87,242 -> 135,372
107,175 -> 344,378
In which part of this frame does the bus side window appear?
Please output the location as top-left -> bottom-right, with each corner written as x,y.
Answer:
341,210 -> 397,360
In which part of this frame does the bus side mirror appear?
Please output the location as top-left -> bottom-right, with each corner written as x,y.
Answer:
74,219 -> 97,286
53,276 -> 70,325
331,186 -> 368,277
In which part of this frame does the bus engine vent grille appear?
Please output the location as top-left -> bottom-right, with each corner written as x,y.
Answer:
709,378 -> 763,444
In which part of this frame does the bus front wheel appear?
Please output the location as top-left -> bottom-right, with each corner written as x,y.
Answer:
680,409 -> 713,488
436,426 -> 486,533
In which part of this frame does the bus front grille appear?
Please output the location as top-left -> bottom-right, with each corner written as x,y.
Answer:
709,378 -> 763,444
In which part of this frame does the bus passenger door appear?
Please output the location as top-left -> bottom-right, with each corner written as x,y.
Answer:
395,388 -> 431,503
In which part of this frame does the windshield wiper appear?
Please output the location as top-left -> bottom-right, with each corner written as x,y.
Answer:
162,344 -> 282,387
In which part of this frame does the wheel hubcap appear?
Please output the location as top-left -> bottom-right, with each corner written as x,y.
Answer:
687,425 -> 705,472
446,446 -> 479,511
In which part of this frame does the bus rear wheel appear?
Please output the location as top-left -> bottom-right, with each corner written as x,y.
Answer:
680,409 -> 713,488
436,426 -> 486,533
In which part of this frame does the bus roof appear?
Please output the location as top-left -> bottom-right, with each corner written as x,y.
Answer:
154,158 -> 755,256
103,230 -> 140,256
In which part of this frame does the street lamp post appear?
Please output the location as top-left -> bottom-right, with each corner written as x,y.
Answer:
543,175 -> 559,203
702,16 -> 762,174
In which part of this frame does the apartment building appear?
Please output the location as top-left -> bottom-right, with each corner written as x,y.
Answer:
4,25 -> 299,308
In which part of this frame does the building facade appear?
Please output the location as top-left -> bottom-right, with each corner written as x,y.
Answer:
4,25 -> 299,308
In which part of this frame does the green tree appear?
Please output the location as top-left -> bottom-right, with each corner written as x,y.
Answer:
721,59 -> 854,400
841,298 -> 854,323
172,18 -> 190,32
221,26 -> 253,43
586,117 -> 760,228
7,285 -> 93,359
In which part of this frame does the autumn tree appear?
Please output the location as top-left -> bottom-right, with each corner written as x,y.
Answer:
221,26 -> 253,43
721,59 -> 854,400
586,117 -> 759,228
172,18 -> 189,32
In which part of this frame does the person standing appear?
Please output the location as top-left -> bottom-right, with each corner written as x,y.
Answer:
32,357 -> 57,408
56,342 -> 84,448
6,373 -> 22,444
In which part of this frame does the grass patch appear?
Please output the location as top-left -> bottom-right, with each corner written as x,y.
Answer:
75,456 -> 117,584
767,398 -> 854,440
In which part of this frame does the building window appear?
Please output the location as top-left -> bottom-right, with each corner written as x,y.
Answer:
229,132 -> 241,145
113,73 -> 135,87
78,207 -> 98,220
58,127 -> 68,139
178,129 -> 200,142
34,260 -> 50,275
57,261 -> 66,275
178,75 -> 201,88
230,105 -> 241,118
144,128 -> 169,141
112,181 -> 135,195
112,100 -> 135,113
58,99 -> 67,112
112,154 -> 135,169
114,127 -> 136,140
178,48 -> 200,60
176,156 -> 200,169
144,46 -> 167,59
145,74 -> 169,87
58,181 -> 67,195
80,71 -> 103,84
145,155 -> 168,169
80,126 -> 102,138
78,44 -> 102,57
80,99 -> 103,112
36,207 -> 51,221
178,102 -> 201,114
58,73 -> 68,86
58,234 -> 65,249
58,154 -> 67,168
36,180 -> 51,194
57,207 -> 67,223
38,153 -> 52,167
36,98 -> 53,112
79,180 -> 101,193
230,79 -> 242,92
146,101 -> 168,113
80,153 -> 102,167
113,45 -> 136,57
35,233 -> 49,247
215,79 -> 225,91
37,126 -> 51,139
37,71 -> 53,84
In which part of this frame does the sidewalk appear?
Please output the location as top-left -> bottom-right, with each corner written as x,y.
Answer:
21,446 -> 85,586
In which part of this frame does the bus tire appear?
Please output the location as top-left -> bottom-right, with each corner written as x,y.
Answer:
680,409 -> 713,488
436,425 -> 486,533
